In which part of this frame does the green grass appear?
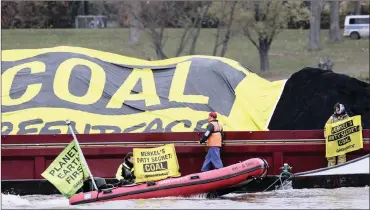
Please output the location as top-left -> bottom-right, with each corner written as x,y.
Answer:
2,28 -> 369,80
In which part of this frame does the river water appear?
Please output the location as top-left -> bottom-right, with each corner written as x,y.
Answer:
2,187 -> 369,209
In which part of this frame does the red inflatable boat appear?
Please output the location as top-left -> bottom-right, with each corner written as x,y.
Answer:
69,158 -> 268,205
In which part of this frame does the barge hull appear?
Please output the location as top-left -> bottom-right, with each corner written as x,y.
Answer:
2,130 -> 369,194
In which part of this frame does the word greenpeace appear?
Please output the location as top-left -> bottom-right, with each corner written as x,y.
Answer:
325,115 -> 364,158
145,172 -> 169,179
133,144 -> 181,183
336,144 -> 355,153
1,118 -> 208,135
41,140 -> 89,198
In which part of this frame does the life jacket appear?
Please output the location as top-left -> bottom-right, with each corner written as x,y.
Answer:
207,121 -> 223,147
121,162 -> 134,180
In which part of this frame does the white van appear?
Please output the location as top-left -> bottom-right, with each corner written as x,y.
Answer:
343,15 -> 369,40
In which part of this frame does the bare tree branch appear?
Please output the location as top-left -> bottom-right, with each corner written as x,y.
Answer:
219,1 -> 237,57
239,0 -> 309,72
189,1 -> 212,55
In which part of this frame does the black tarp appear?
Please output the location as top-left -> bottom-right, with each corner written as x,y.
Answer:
268,68 -> 370,130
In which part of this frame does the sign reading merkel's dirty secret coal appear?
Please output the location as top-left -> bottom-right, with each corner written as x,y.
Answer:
325,115 -> 364,158
133,144 -> 181,183
1,47 -> 287,134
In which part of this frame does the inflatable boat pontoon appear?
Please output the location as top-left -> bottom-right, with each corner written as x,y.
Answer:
70,158 -> 268,205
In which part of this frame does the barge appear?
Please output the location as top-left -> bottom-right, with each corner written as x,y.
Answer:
2,130 -> 369,195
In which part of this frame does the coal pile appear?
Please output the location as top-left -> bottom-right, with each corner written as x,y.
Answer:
268,67 -> 370,130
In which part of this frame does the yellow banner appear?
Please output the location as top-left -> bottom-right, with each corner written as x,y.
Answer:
41,140 -> 90,198
325,115 -> 363,158
133,144 -> 181,183
1,46 -> 287,135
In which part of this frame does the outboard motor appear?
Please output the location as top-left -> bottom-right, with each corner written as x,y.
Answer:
82,177 -> 108,192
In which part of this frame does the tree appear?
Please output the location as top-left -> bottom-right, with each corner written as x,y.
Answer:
1,1 -> 18,28
239,0 -> 309,73
211,1 -> 238,57
127,1 -> 142,44
308,0 -> 322,51
329,0 -> 341,42
124,1 -> 212,59
355,0 -> 362,15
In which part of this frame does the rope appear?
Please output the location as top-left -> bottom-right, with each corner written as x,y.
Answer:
262,173 -> 294,192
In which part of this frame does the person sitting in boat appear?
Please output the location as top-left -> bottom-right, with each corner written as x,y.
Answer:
115,152 -> 135,186
324,103 -> 349,167
199,112 -> 224,172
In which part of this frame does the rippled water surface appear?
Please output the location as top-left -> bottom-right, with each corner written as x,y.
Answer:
2,187 -> 369,209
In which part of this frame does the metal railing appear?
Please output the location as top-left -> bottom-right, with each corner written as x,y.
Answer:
2,138 -> 369,148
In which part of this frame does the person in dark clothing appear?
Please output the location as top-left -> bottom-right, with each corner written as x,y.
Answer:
115,152 -> 135,185
199,112 -> 224,172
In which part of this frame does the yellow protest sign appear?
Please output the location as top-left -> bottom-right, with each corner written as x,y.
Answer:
325,115 -> 363,158
41,140 -> 90,198
133,144 -> 181,183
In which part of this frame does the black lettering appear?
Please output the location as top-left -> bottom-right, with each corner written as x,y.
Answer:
67,148 -> 77,159
1,122 -> 13,135
328,134 -> 338,142
123,122 -> 146,133
336,144 -> 355,153
144,171 -> 169,178
73,179 -> 83,188
77,165 -> 83,173
67,164 -> 75,171
165,120 -> 191,132
63,169 -> 70,175
328,125 -> 360,141
40,121 -> 65,134
57,173 -> 65,179
71,157 -> 80,166
55,161 -> 67,171
49,169 -> 55,176
91,125 -> 121,134
62,156 -> 71,164
72,171 -> 79,179
144,118 -> 164,132
246,161 -> 254,166
194,119 -> 208,132
339,126 -> 360,139
337,136 -> 352,147
331,120 -> 354,134
66,176 -> 72,184
17,119 -> 43,135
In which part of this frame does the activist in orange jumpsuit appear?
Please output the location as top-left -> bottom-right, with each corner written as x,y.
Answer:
115,152 -> 136,185
324,103 -> 349,167
199,112 -> 224,172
